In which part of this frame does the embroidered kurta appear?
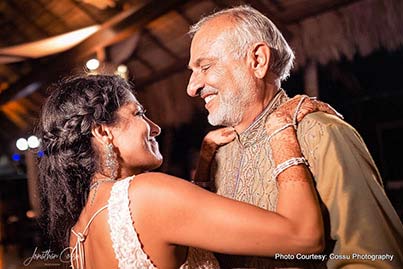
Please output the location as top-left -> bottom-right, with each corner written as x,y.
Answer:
211,90 -> 403,269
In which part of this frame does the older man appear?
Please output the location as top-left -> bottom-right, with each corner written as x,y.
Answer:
187,5 -> 403,269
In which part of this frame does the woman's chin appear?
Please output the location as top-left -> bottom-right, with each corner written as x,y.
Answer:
147,157 -> 163,171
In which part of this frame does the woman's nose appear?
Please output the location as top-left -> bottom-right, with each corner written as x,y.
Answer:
147,117 -> 161,137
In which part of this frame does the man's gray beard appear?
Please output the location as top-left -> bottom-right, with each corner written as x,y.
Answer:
207,88 -> 252,127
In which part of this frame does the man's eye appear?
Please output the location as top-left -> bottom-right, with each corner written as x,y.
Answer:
201,65 -> 210,72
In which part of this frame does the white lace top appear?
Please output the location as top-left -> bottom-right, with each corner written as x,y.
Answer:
107,176 -> 156,268
71,176 -> 219,269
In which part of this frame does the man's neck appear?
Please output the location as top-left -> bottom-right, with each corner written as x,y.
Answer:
234,79 -> 280,133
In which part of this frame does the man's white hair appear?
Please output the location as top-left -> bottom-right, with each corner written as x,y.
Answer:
189,5 -> 295,81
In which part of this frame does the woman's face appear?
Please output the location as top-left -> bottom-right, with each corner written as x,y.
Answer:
111,93 -> 163,176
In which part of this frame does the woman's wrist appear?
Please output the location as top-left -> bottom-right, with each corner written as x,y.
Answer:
269,127 -> 303,165
200,140 -> 218,156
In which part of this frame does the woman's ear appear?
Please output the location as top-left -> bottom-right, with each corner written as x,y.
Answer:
91,124 -> 113,145
248,42 -> 271,79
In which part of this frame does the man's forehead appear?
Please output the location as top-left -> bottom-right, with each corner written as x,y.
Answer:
191,29 -> 219,53
189,25 -> 231,66
189,40 -> 217,67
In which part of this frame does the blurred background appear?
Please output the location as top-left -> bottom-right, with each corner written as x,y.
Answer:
0,0 -> 402,268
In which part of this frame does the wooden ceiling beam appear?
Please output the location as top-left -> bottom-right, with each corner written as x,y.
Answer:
0,106 -> 28,129
121,32 -> 143,65
3,0 -> 49,38
176,6 -> 196,26
75,0 -> 126,21
0,0 -> 188,106
34,0 -> 72,31
67,0 -> 103,24
136,55 -> 156,73
47,0 -> 189,64
0,21 -> 26,46
175,6 -> 195,26
143,29 -> 180,61
135,58 -> 189,89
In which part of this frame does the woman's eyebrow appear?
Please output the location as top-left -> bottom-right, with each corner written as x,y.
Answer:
133,104 -> 145,113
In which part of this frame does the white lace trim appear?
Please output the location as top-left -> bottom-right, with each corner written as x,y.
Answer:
108,176 -> 219,269
107,176 -> 156,269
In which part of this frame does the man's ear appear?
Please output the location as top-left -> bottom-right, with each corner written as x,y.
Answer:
248,42 -> 271,79
91,124 -> 113,145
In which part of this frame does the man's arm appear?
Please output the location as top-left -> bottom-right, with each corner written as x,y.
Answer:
298,112 -> 403,269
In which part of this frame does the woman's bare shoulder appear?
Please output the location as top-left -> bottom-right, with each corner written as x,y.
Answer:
126,172 -> 200,235
130,172 -> 188,190
128,172 -> 194,208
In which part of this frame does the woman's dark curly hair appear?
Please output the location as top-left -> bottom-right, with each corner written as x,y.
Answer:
37,74 -> 133,247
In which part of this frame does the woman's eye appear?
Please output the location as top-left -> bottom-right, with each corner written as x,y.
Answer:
135,109 -> 146,117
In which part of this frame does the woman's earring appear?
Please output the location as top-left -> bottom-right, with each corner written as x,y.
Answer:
104,143 -> 118,180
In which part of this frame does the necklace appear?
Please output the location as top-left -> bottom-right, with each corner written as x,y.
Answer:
89,178 -> 116,206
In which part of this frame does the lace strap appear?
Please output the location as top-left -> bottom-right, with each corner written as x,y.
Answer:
70,204 -> 108,269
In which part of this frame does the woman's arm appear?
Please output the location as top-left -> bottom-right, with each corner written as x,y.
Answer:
133,163 -> 322,257
192,127 -> 236,188
132,96 -> 335,256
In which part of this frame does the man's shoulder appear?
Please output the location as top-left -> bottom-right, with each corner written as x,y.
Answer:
298,112 -> 355,133
296,112 -> 363,151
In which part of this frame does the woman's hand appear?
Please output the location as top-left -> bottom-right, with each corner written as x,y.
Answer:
266,95 -> 342,136
202,127 -> 237,152
193,127 -> 236,187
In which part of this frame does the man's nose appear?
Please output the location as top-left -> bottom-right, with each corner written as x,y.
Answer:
187,72 -> 203,97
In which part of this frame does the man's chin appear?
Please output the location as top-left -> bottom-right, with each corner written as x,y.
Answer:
208,113 -> 239,127
207,113 -> 223,126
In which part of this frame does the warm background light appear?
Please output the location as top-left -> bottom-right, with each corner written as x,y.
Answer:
27,135 -> 40,149
16,138 -> 28,151
117,64 -> 128,73
0,25 -> 100,61
86,58 -> 100,70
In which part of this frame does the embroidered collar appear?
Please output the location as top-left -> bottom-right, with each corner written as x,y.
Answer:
237,89 -> 289,148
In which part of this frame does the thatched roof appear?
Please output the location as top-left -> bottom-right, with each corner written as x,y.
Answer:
290,0 -> 403,67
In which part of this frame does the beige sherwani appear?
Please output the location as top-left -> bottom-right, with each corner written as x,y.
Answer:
212,90 -> 403,269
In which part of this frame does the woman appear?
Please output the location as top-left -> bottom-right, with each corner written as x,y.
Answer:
37,74 -> 334,269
